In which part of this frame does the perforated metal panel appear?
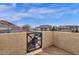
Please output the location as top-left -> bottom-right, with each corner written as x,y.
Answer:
27,32 -> 42,53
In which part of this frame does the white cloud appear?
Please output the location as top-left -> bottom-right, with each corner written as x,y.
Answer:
0,5 -> 12,12
12,3 -> 16,7
72,9 -> 79,14
0,6 -> 71,21
28,8 -> 57,14
9,8 -> 58,20
0,5 -> 79,22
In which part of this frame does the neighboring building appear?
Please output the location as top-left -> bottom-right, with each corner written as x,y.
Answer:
58,25 -> 79,32
70,26 -> 79,32
0,24 -> 12,33
0,20 -> 26,33
58,25 -> 72,32
35,25 -> 53,31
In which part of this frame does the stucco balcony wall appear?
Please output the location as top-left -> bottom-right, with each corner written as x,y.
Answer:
42,31 -> 54,49
0,31 -> 79,55
0,32 -> 27,55
0,31 -> 54,55
53,31 -> 79,54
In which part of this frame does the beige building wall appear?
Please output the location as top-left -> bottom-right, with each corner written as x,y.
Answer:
42,31 -> 54,49
54,31 -> 79,54
0,32 -> 27,55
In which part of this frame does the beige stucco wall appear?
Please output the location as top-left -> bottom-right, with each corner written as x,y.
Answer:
0,32 -> 27,55
2,31 -> 79,55
54,31 -> 79,54
42,31 -> 54,49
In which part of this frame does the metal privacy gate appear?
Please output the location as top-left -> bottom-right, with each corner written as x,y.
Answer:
27,32 -> 42,53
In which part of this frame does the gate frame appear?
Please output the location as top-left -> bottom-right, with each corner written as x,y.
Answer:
27,32 -> 42,53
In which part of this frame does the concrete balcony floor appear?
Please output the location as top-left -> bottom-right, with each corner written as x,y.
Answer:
37,46 -> 72,55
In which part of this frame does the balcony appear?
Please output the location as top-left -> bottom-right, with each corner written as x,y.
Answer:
37,46 -> 72,55
0,31 -> 78,55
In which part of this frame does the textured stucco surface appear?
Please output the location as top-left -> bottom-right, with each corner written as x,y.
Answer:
0,32 -> 27,55
42,31 -> 54,49
1,31 -> 79,55
54,31 -> 79,54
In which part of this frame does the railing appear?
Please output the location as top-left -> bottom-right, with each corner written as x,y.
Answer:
27,32 -> 42,53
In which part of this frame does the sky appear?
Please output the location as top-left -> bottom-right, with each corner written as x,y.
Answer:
0,3 -> 79,27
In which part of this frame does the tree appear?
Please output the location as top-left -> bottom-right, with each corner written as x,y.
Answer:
21,24 -> 31,31
52,26 -> 58,31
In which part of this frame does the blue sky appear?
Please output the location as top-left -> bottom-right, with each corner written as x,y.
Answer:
0,3 -> 79,27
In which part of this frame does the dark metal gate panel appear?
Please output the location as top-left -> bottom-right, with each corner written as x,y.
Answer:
27,32 -> 42,53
